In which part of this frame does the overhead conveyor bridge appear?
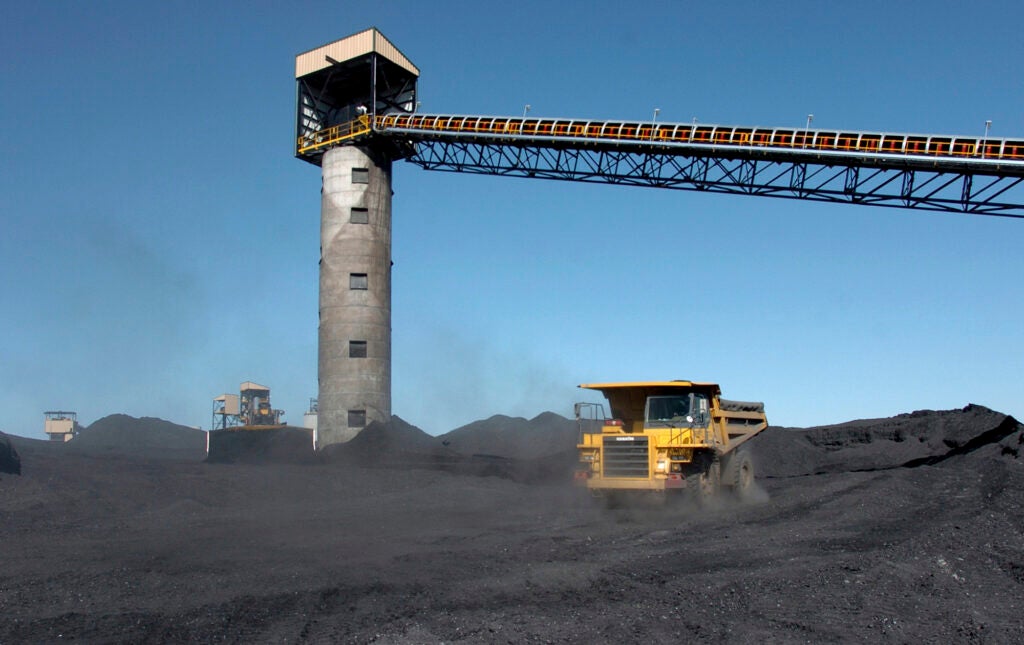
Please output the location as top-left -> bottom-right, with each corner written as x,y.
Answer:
298,113 -> 1024,218
294,28 -> 1024,449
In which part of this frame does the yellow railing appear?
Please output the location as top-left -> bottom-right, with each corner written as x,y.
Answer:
377,113 -> 1024,162
296,115 -> 372,155
298,112 -> 1024,163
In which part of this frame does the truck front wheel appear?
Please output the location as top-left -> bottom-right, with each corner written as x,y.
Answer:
687,458 -> 720,504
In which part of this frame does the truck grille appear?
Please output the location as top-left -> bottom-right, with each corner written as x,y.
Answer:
602,436 -> 649,478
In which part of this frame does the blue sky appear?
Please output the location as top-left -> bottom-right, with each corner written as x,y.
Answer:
3,1 -> 1022,438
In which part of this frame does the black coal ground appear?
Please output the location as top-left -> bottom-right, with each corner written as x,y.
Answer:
1,406 -> 1022,643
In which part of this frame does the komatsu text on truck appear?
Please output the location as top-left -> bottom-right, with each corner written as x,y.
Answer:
575,381 -> 767,500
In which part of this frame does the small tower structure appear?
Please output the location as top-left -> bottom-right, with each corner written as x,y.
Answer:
212,393 -> 241,430
295,28 -> 418,446
44,411 -> 80,442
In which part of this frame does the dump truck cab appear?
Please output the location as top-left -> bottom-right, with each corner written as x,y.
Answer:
575,381 -> 767,499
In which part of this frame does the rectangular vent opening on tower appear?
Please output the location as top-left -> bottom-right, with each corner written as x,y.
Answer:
348,410 -> 366,427
350,207 -> 369,224
349,273 -> 368,289
352,168 -> 369,184
349,340 -> 367,358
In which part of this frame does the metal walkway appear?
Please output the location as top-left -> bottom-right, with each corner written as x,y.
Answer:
298,114 -> 1024,218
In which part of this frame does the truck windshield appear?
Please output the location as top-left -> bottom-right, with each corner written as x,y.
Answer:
645,395 -> 691,427
645,394 -> 709,428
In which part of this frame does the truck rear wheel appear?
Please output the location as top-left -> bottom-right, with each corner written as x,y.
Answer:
725,448 -> 754,499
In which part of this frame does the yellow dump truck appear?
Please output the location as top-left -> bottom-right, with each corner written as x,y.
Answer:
575,381 -> 767,500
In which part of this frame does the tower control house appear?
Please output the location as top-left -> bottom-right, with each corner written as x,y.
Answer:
295,29 -> 418,445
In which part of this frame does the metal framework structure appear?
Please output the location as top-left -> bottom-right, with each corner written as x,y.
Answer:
408,139 -> 1024,217
297,113 -> 1024,218
295,29 -> 418,166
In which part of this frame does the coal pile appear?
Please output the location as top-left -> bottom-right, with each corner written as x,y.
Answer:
438,412 -> 579,459
68,414 -> 207,461
436,412 -> 586,483
750,404 -> 1022,477
205,426 -> 316,465
2,403 -> 1023,642
321,415 -> 454,464
992,420 -> 1024,459
320,416 -> 574,483
0,431 -> 21,475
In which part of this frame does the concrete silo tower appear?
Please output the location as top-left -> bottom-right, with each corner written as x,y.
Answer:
294,29 -> 418,446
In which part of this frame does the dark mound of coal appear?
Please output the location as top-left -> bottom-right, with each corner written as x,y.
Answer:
319,417 -> 575,484
205,427 -> 316,465
993,422 -> 1024,460
0,431 -> 21,475
751,404 -> 1021,477
68,414 -> 207,461
321,416 -> 461,467
437,412 -> 579,459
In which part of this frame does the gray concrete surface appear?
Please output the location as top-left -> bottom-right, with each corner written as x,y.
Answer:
318,146 -> 392,445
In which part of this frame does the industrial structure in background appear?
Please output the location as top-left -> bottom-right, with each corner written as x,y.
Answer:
303,398 -> 318,434
295,29 -> 417,446
44,411 -> 80,442
211,382 -> 284,430
295,28 -> 1024,448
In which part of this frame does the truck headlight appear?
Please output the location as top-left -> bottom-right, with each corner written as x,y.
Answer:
656,459 -> 667,472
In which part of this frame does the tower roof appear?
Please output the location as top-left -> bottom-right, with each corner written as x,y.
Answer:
295,27 -> 419,79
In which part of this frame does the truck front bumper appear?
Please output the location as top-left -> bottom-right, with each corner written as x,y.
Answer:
574,472 -> 686,491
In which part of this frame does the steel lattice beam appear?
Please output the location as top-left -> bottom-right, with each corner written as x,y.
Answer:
403,140 -> 1024,218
